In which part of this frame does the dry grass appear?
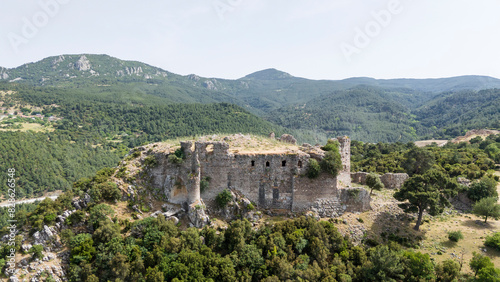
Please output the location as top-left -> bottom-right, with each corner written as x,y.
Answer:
143,134 -> 302,155
335,183 -> 500,273
0,122 -> 54,132
415,140 -> 448,147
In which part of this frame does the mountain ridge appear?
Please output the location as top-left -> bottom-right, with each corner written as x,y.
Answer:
2,54 -> 500,91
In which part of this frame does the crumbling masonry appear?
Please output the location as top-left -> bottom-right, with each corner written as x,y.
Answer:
148,136 -> 370,226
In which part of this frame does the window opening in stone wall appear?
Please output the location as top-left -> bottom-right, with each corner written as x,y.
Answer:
282,160 -> 286,167
298,160 -> 303,168
266,161 -> 270,167
206,144 -> 214,153
251,160 -> 255,167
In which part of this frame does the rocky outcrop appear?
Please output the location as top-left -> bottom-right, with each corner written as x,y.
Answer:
74,55 -> 91,71
52,55 -> 65,66
215,190 -> 261,222
187,74 -> 200,81
72,193 -> 91,210
0,67 -> 9,80
33,225 -> 57,246
203,80 -> 218,90
278,134 -> 297,145
188,200 -> 210,228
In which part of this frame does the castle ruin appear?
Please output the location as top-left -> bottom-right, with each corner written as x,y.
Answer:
147,136 -> 370,226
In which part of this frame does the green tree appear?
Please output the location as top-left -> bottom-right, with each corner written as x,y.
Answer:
89,203 -> 115,229
435,259 -> 460,282
366,173 -> 384,196
394,169 -> 458,230
473,197 -> 500,223
146,266 -> 164,282
111,252 -> 130,280
402,251 -> 435,282
470,252 -> 494,277
402,147 -> 435,176
92,219 -> 121,244
477,266 -> 500,281
361,245 -> 404,281
467,177 -> 498,202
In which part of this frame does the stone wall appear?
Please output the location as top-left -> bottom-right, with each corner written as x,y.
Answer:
149,136 -> 356,215
351,172 -> 408,190
380,173 -> 409,190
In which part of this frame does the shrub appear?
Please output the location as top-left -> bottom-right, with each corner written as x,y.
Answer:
98,182 -> 122,202
467,177 -> 498,202
143,155 -> 157,167
306,159 -> 321,179
485,232 -> 500,251
247,203 -> 255,211
216,189 -> 233,208
321,150 -> 342,177
447,230 -> 463,242
174,148 -> 185,159
67,210 -> 86,226
200,177 -> 210,193
29,245 -> 44,260
168,154 -> 183,164
435,259 -> 460,282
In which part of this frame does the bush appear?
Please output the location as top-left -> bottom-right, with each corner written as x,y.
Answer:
435,259 -> 460,282
200,177 -> 210,193
143,155 -> 157,167
467,177 -> 498,202
306,159 -> 321,179
447,230 -> 463,242
29,245 -> 44,260
67,210 -> 86,226
98,182 -> 122,202
321,150 -> 342,177
485,232 -> 500,251
168,154 -> 183,164
216,189 -> 233,208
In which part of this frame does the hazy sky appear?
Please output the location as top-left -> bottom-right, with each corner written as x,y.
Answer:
1,0 -> 499,80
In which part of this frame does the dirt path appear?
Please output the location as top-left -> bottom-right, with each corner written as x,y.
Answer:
0,193 -> 61,207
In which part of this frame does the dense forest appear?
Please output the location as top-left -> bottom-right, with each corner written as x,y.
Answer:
2,55 -> 500,143
0,85 -> 290,199
1,133 -> 499,281
351,134 -> 500,180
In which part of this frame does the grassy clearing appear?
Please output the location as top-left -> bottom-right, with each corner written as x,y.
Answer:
0,122 -> 54,132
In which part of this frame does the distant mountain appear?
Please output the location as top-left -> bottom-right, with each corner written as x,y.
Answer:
242,68 -> 293,80
267,85 -> 422,143
415,88 -> 500,138
2,54 -> 500,142
342,76 -> 500,93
